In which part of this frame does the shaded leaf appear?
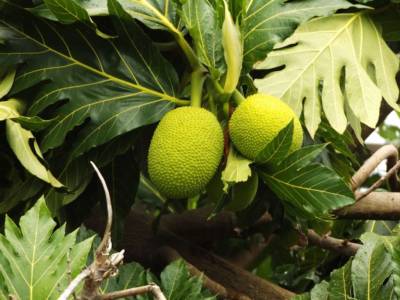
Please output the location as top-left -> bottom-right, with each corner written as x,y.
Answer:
260,148 -> 354,219
181,0 -> 225,78
0,1 -> 182,159
373,8 -> 400,41
42,0 -> 111,38
328,260 -> 352,300
255,13 -> 399,137
255,120 -> 293,166
225,168 -> 259,212
161,259 -> 216,300
352,233 -> 393,300
0,197 -> 93,299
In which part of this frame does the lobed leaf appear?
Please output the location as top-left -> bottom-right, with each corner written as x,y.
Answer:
0,197 -> 93,299
242,0 -> 362,72
255,13 -> 400,137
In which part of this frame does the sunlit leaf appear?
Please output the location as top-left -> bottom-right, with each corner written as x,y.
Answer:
242,0 -> 361,72
255,13 -> 399,137
0,197 -> 93,299
221,146 -> 252,191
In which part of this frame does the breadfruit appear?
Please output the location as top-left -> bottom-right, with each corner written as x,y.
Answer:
148,107 -> 224,199
229,94 -> 303,160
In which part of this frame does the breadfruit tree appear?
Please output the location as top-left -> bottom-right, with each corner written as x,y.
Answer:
0,0 -> 400,299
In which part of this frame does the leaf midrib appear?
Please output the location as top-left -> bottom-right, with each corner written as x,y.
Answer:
0,19 -> 188,105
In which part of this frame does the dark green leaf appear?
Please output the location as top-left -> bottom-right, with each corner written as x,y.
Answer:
261,162 -> 354,219
42,0 -> 111,38
255,120 -> 293,166
11,115 -> 58,131
269,144 -> 327,173
242,0 -> 362,72
225,168 -> 259,212
0,1 -> 183,159
101,262 -> 151,298
374,8 -> 400,41
45,130 -> 137,213
352,233 -> 393,300
328,260 -> 352,300
181,0 -> 225,78
161,259 -> 216,300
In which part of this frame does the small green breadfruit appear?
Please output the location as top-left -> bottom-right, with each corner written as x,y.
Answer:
229,93 -> 303,160
148,107 -> 224,199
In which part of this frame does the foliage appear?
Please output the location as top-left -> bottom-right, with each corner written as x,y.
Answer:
0,197 -> 93,299
255,13 -> 399,137
0,0 -> 399,299
294,232 -> 399,299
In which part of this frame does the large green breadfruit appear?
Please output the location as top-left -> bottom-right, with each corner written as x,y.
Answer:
229,94 -> 303,160
148,107 -> 224,199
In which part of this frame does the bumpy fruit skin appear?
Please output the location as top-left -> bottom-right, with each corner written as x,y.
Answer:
229,94 -> 303,160
148,107 -> 224,199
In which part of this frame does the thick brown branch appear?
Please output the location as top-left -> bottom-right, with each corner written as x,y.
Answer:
99,284 -> 166,300
158,247 -> 251,300
351,144 -> 398,192
336,191 -> 400,220
306,230 -> 360,256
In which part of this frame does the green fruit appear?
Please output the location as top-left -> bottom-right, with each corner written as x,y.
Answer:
229,93 -> 303,160
148,107 -> 224,199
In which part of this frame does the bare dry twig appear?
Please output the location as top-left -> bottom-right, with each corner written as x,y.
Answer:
59,162 -> 167,300
99,284 -> 167,300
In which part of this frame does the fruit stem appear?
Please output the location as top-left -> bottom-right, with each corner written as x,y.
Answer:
232,89 -> 245,105
187,194 -> 200,210
191,69 -> 206,107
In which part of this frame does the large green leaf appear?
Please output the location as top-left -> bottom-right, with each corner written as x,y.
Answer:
352,233 -> 393,300
255,13 -> 400,137
160,259 -> 216,300
32,0 -> 179,32
260,146 -> 354,219
0,197 -> 93,299
181,0 -> 225,78
242,0 -> 361,72
327,260 -> 352,300
0,0 -> 183,159
45,130 -> 138,213
101,259 -> 216,300
41,0 -> 111,38
255,120 -> 293,166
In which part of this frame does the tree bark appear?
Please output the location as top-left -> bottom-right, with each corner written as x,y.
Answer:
336,191 -> 400,220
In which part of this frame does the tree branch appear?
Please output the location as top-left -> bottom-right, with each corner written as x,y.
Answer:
306,230 -> 360,256
336,191 -> 400,220
356,160 -> 400,201
99,284 -> 166,300
351,144 -> 398,192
